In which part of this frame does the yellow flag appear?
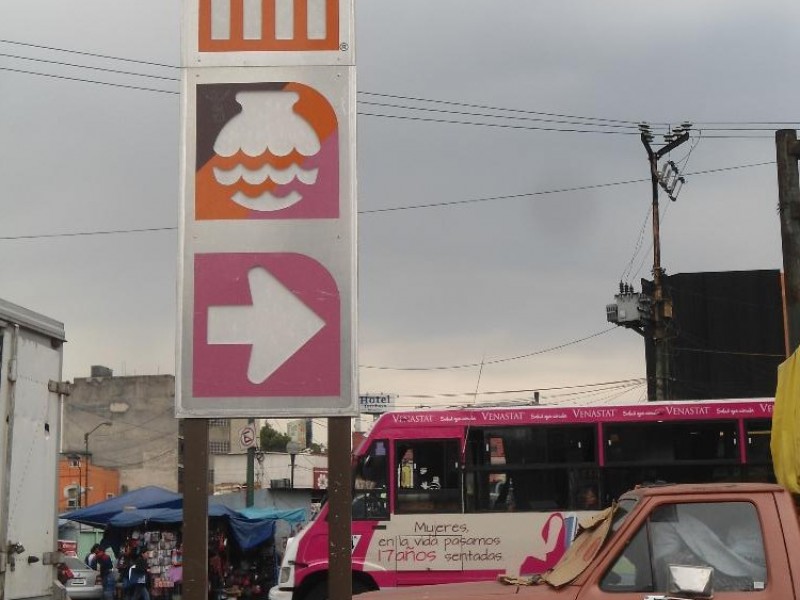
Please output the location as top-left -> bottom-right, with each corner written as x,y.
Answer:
772,348 -> 800,493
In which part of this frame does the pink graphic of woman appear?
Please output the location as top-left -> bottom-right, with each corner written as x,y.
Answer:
518,513 -> 567,575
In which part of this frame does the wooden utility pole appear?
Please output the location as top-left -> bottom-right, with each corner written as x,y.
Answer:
640,125 -> 690,400
182,419 -> 209,600
776,129 -> 800,352
327,417 -> 352,600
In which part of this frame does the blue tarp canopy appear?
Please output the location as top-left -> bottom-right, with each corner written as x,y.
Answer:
103,505 -> 279,550
60,486 -> 183,528
237,506 -> 306,524
106,504 -> 238,527
62,487 -> 307,551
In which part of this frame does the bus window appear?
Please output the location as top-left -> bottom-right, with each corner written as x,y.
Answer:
605,421 -> 738,463
465,425 -> 599,512
745,419 -> 771,464
353,440 -> 389,519
395,439 -> 460,514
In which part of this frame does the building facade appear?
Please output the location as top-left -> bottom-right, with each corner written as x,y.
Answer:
62,370 -> 179,492
57,456 -> 120,512
63,368 -> 327,499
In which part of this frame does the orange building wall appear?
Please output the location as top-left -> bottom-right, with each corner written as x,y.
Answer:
58,457 -> 120,512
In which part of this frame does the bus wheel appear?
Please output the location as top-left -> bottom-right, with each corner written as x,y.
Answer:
303,581 -> 327,600
352,579 -> 372,595
303,578 -> 372,600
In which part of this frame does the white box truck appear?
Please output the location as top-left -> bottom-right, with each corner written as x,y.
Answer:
0,298 -> 67,600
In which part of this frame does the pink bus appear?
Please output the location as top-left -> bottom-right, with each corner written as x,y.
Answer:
268,398 -> 774,600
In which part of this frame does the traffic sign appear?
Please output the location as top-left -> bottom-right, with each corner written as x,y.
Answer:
177,67 -> 356,417
239,424 -> 257,448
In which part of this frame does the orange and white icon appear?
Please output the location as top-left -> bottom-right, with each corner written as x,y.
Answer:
195,81 -> 339,220
199,0 -> 340,52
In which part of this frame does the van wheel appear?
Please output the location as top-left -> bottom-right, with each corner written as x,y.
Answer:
303,581 -> 327,600
303,578 -> 371,600
352,579 -> 372,595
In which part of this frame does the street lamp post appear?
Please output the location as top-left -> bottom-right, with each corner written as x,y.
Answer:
84,422 -> 111,508
286,441 -> 303,489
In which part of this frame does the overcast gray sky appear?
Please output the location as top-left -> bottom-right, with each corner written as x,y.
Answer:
1,1 -> 796,411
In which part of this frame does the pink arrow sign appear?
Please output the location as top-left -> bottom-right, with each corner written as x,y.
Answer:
193,252 -> 340,397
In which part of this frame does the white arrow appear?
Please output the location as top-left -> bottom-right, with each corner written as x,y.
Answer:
207,267 -> 325,384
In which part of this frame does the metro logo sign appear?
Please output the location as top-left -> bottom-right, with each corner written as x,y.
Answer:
199,0 -> 340,52
178,1 -> 356,417
184,0 -> 353,67
195,82 -> 338,220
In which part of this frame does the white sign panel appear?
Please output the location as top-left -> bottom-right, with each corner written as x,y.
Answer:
359,393 -> 396,414
177,0 -> 356,418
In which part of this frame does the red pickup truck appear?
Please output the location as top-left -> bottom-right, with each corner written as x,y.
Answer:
360,482 -> 800,599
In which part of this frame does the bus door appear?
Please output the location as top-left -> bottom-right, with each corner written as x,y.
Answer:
351,440 -> 393,584
392,436 -> 464,586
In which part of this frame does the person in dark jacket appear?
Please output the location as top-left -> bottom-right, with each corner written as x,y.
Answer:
94,547 -> 115,600
126,552 -> 150,600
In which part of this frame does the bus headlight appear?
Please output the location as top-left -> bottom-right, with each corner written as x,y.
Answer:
279,566 -> 292,584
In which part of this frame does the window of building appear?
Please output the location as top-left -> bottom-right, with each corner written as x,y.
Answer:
209,419 -> 228,427
68,457 -> 81,468
209,441 -> 230,454
64,485 -> 79,508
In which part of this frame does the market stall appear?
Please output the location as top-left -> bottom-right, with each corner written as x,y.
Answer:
62,488 -> 308,600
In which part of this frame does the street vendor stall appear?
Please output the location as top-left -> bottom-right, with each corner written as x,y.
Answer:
62,488 -> 308,600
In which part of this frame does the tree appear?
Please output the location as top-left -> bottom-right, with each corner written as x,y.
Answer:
308,442 -> 327,455
260,422 -> 291,452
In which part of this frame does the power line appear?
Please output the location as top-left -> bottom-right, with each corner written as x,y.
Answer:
358,110 -> 644,136
0,52 -> 180,81
0,66 -> 177,94
359,161 -> 774,214
0,38 -> 175,69
671,346 -> 784,358
393,378 -> 648,400
0,161 -> 775,241
360,327 -> 617,371
2,41 -> 797,133
0,226 -> 176,241
357,99 -> 641,131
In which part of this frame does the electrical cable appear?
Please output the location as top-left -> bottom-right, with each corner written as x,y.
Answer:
360,327 -> 617,371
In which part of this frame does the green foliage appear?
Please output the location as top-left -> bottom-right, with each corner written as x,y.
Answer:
260,422 -> 291,452
308,442 -> 327,455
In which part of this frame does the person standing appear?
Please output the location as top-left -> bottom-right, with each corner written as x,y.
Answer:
85,544 -> 101,569
127,553 -> 150,600
94,547 -> 115,600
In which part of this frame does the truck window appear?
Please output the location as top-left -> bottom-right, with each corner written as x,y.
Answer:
601,501 -> 767,593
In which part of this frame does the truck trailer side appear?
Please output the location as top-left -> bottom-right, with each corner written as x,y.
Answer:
0,299 -> 66,600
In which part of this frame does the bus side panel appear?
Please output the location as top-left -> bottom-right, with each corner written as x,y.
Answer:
359,512 -> 581,584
